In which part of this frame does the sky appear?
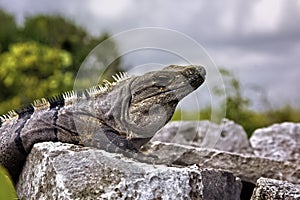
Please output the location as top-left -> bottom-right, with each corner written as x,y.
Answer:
0,0 -> 299,110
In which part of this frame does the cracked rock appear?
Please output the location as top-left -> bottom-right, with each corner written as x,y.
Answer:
16,142 -> 242,200
251,177 -> 300,199
152,119 -> 253,154
250,122 -> 300,165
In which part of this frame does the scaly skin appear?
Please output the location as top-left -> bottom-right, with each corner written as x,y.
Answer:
0,65 -> 206,182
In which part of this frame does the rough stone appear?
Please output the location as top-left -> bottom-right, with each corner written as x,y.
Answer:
144,141 -> 300,185
251,177 -> 300,199
250,122 -> 300,165
16,142 -> 242,200
152,119 -> 253,154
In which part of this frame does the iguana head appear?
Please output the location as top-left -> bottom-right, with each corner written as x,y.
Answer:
103,65 -> 206,147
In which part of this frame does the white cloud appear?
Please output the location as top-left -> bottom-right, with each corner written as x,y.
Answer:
87,0 -> 132,19
246,0 -> 282,34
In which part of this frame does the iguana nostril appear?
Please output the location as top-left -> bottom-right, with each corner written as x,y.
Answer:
180,65 -> 206,89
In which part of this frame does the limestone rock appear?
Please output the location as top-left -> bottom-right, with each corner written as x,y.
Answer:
251,177 -> 300,199
250,122 -> 300,164
152,119 -> 253,154
16,142 -> 242,200
145,142 -> 300,185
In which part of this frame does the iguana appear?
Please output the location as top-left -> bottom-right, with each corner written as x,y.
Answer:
0,65 -> 206,182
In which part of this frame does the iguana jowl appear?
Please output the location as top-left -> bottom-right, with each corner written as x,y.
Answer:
0,65 -> 206,182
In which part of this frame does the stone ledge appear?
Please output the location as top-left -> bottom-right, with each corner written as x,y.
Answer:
145,141 -> 300,184
16,142 -> 242,200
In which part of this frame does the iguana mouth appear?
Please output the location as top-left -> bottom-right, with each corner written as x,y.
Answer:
138,84 -> 192,103
131,69 -> 205,104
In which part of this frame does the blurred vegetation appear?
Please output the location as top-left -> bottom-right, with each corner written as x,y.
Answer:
0,9 -> 122,114
0,165 -> 17,199
172,68 -> 300,137
21,15 -> 121,74
0,41 -> 73,111
0,10 -> 18,52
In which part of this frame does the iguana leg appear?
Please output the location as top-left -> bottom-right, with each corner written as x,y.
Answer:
91,129 -> 160,164
104,130 -> 139,153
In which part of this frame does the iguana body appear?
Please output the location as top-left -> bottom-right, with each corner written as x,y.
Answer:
0,65 -> 206,182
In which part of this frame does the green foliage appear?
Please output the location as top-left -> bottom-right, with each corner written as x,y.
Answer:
22,15 -> 88,69
22,15 -> 86,47
217,68 -> 300,136
171,107 -> 211,121
0,165 -> 17,199
0,10 -> 122,115
268,104 -> 300,122
0,9 -> 18,52
21,15 -> 122,77
0,41 -> 73,114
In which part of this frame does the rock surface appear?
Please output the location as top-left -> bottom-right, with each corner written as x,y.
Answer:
144,142 -> 300,185
16,142 -> 242,200
152,119 -> 253,154
15,121 -> 300,199
251,177 -> 300,199
250,122 -> 300,165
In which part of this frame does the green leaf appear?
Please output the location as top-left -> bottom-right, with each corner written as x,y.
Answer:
0,165 -> 17,199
